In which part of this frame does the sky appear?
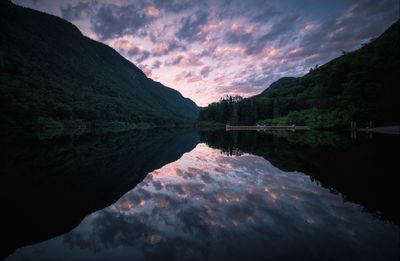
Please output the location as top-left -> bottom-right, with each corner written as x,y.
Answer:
11,0 -> 399,106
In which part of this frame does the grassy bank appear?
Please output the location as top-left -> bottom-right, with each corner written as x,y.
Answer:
257,108 -> 350,129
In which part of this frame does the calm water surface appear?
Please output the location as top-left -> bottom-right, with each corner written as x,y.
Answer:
3,130 -> 400,260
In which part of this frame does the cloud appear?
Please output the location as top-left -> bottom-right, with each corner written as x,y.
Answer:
210,46 -> 245,59
349,0 -> 397,16
13,0 -> 43,5
174,74 -> 183,82
21,0 -> 399,105
60,1 -> 94,21
225,23 -> 255,45
200,66 -> 212,78
187,75 -> 203,83
91,3 -> 156,40
176,10 -> 209,42
165,55 -> 184,66
127,47 -> 151,63
152,60 -> 162,69
153,0 -> 201,14
152,40 -> 185,56
258,13 -> 301,43
138,63 -> 152,76
250,5 -> 280,23
112,39 -> 153,63
213,75 -> 227,85
147,6 -> 160,17
164,53 -> 203,67
180,53 -> 204,66
215,72 -> 274,97
133,51 -> 151,62
296,0 -> 398,64
175,71 -> 203,83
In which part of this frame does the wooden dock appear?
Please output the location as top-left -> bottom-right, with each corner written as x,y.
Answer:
225,125 -> 310,131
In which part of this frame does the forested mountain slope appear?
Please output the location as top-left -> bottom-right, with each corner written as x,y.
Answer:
0,1 -> 199,129
200,20 -> 399,128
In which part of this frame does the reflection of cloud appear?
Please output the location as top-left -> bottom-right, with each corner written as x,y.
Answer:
10,144 -> 400,261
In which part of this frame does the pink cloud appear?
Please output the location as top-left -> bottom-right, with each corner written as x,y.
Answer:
213,75 -> 227,84
152,42 -> 170,56
186,75 -> 203,83
165,53 -> 203,67
114,39 -> 134,52
180,53 -> 204,66
201,21 -> 225,33
165,55 -> 184,66
174,74 -> 182,83
147,6 -> 160,17
303,23 -> 316,32
173,70 -> 204,83
212,46 -> 246,58
138,64 -> 152,77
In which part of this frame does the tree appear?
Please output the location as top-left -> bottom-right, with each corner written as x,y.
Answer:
273,98 -> 280,118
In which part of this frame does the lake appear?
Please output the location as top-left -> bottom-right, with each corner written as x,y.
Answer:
2,129 -> 399,260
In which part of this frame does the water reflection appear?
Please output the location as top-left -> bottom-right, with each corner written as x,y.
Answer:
201,130 -> 400,223
8,143 -> 399,261
0,130 -> 199,259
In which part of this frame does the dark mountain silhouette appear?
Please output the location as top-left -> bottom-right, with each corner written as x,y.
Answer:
0,1 -> 199,129
200,20 -> 399,128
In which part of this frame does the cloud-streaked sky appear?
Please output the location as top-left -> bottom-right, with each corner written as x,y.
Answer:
12,0 -> 398,106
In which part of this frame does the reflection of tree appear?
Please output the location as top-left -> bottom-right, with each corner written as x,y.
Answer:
0,130 -> 199,259
221,148 -> 244,157
15,143 -> 399,261
200,130 -> 400,224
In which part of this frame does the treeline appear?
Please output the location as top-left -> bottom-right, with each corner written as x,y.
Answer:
199,90 -> 351,128
200,20 -> 400,129
199,95 -> 257,124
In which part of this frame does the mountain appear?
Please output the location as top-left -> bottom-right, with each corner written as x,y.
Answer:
199,20 -> 399,128
0,1 -> 199,129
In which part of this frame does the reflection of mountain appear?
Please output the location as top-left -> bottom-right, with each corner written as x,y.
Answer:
0,130 -> 199,259
200,130 -> 400,224
8,142 -> 399,261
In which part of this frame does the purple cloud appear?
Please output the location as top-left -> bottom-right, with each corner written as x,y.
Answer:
176,10 -> 208,42
12,0 -> 399,105
152,60 -> 162,69
91,3 -> 156,40
200,66 -> 212,78
61,1 -> 93,20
